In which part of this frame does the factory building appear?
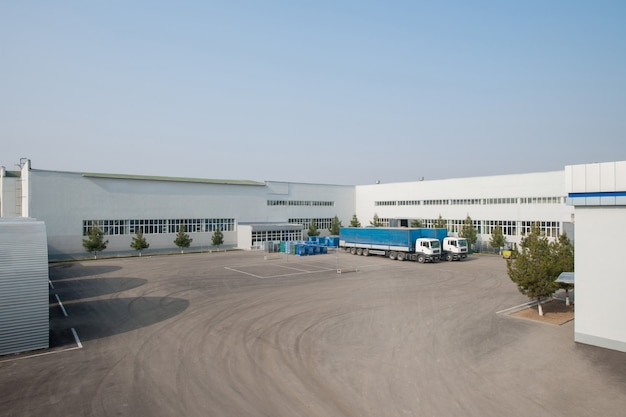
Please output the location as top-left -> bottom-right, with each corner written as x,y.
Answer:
565,161 -> 626,352
355,169 -> 574,250
1,160 -> 355,259
2,160 -> 578,258
1,158 -> 625,352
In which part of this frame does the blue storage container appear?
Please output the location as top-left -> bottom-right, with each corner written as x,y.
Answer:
296,244 -> 307,256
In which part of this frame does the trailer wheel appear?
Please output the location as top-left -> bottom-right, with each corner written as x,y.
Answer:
389,251 -> 397,260
356,248 -> 363,255
362,248 -> 369,256
397,252 -> 406,261
417,254 -> 425,263
350,247 -> 357,255
446,253 -> 453,262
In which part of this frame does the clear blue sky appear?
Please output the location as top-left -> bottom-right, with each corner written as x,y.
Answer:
2,1 -> 625,185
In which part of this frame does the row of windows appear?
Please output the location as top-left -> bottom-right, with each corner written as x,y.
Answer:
379,218 -> 561,238
267,200 -> 335,206
289,218 -> 333,230
375,196 -> 565,206
252,230 -> 303,242
417,219 -> 561,238
83,218 -> 235,236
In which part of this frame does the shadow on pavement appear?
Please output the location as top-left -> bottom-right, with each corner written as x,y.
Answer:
49,263 -> 123,280
59,297 -> 190,342
51,277 -> 147,301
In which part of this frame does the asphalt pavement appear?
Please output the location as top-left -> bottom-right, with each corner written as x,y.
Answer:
1,251 -> 625,417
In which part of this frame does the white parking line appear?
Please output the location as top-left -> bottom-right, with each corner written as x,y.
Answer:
55,294 -> 68,317
0,327 -> 83,363
71,327 -> 83,348
225,265 -> 338,279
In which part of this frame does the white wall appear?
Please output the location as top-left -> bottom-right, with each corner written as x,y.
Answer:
356,170 -> 573,244
0,218 -> 49,355
237,225 -> 252,250
0,167 -> 19,218
567,161 -> 626,352
574,207 -> 626,351
25,170 -> 355,258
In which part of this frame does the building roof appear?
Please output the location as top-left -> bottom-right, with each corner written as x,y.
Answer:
81,172 -> 265,186
1,170 -> 21,178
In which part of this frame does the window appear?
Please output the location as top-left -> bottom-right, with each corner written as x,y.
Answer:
289,218 -> 333,229
268,200 -> 334,207
83,218 -> 235,236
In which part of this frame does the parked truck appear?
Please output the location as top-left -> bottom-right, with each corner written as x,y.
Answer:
441,236 -> 468,261
339,227 -> 468,263
339,227 -> 441,263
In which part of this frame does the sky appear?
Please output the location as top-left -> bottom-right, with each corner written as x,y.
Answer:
2,1 -> 625,185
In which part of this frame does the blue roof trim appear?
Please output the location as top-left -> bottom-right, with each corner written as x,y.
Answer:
568,191 -> 626,198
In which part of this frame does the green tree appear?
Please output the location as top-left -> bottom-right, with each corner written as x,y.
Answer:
212,227 -> 224,250
489,225 -> 506,252
410,219 -> 424,227
174,223 -> 193,253
433,214 -> 447,229
349,214 -> 361,227
130,229 -> 150,256
82,222 -> 108,259
507,224 -> 560,316
329,215 -> 342,235
307,219 -> 320,237
459,215 -> 477,250
370,213 -> 383,227
551,233 -> 575,306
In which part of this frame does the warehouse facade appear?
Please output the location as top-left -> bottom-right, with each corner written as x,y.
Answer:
2,158 -> 626,353
1,160 -> 576,258
355,169 -> 574,250
1,161 -> 356,259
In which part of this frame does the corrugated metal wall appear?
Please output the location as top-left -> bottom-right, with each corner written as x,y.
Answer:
0,218 -> 49,355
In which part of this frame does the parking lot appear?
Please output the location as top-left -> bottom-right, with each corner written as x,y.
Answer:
1,250 -> 625,417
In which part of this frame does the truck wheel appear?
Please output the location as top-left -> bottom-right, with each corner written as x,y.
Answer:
389,251 -> 397,260
397,252 -> 406,261
417,254 -> 425,263
350,248 -> 357,255
362,248 -> 369,256
356,248 -> 363,255
446,253 -> 453,262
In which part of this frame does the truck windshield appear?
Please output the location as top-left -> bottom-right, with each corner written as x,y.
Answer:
458,239 -> 468,248
431,241 -> 440,248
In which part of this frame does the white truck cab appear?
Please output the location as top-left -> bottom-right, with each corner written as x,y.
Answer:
442,237 -> 468,261
415,238 -> 441,262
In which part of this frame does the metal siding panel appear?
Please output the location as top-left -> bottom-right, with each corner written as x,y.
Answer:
0,219 -> 49,355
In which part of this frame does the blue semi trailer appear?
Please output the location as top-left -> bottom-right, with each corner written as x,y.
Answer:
339,227 -> 449,263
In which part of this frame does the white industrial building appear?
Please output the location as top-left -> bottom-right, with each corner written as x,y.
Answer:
0,160 -> 355,259
355,169 -> 574,249
0,218 -> 49,355
1,159 -> 576,258
565,161 -> 626,352
1,158 -> 625,352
